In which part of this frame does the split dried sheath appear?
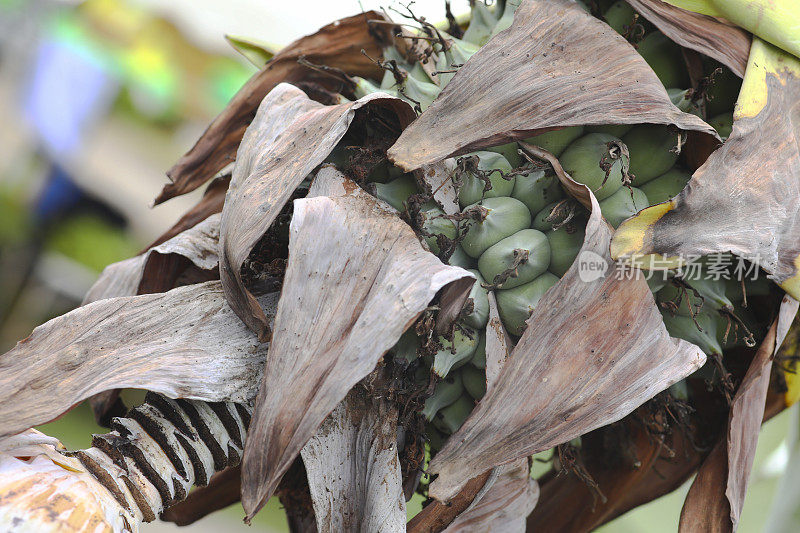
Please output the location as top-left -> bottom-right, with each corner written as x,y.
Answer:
66,392 -> 250,524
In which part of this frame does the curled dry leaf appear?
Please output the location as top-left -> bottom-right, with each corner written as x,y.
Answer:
626,0 -> 750,77
83,213 -> 221,305
0,282 -> 277,438
241,169 -> 473,519
419,159 -> 460,216
426,149 -> 706,502
219,82 -> 415,339
148,174 -> 230,249
679,296 -> 799,532
387,0 -> 717,171
157,11 -> 394,204
300,389 -> 406,533
611,39 -> 800,300
0,430 -> 135,532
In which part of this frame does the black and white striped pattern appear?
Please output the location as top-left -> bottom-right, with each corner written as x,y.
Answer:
67,392 -> 251,523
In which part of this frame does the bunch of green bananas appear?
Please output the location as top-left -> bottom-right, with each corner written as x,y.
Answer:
328,0 -> 753,454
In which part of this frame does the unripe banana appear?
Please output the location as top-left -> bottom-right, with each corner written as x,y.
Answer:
470,333 -> 487,369
461,197 -> 532,258
449,246 -> 477,269
546,223 -> 586,277
463,269 -> 490,329
373,175 -> 418,212
486,142 -> 523,168
640,167 -> 691,204
433,326 -> 480,378
586,124 -> 633,138
622,125 -> 680,183
457,151 -> 515,207
512,169 -> 564,216
433,395 -> 475,435
532,201 -> 560,232
426,424 -> 448,451
352,76 -> 382,99
647,274 -> 670,294
661,309 -> 724,355
491,0 -> 520,37
391,328 -> 421,365
461,365 -> 488,400
496,272 -> 560,336
725,276 -> 772,301
705,65 -> 740,116
436,35 -> 480,88
636,32 -> 690,88
462,1 -> 498,47
604,1 -> 638,34
524,126 -> 585,158
709,112 -> 733,140
599,186 -> 648,228
669,379 -> 689,401
478,229 -> 551,289
560,133 -> 626,200
419,202 -> 457,255
422,372 -> 465,420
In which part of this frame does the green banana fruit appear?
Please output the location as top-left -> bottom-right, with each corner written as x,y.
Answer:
461,197 -> 532,258
637,32 -> 690,88
464,269 -> 490,329
461,365 -> 488,400
604,0 -> 638,34
486,142 -> 523,168
373,175 -> 418,212
419,202 -> 457,255
462,1 -> 498,47
560,133 -> 626,200
449,245 -> 478,269
524,126 -> 585,158
436,35 -> 480,88
599,186 -> 648,228
470,333 -> 487,369
622,125 -> 680,183
640,167 -> 691,204
547,223 -> 586,277
532,201 -> 560,232
433,395 -> 475,434
709,112 -> 733,139
422,372 -> 464,420
458,151 -> 515,207
433,327 -> 480,377
512,169 -> 564,216
496,272 -> 560,336
661,309 -> 724,355
478,229 -> 551,289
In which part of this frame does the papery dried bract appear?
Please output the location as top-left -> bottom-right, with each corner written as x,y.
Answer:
241,170 -> 473,518
388,0 -> 716,171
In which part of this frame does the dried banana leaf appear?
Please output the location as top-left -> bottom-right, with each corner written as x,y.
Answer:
425,149 -> 706,502
679,296 -> 799,532
387,0 -> 717,171
240,169 -> 473,518
611,39 -> 800,300
219,82 -> 414,339
157,11 -> 393,204
148,174 -> 230,249
626,0 -> 750,77
0,282 -> 277,437
300,390 -> 406,532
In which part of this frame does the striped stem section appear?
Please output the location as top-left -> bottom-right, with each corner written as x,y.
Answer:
66,392 -> 251,524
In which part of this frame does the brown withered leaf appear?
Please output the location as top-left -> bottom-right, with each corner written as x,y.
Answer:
679,296 -> 799,532
300,390 -> 406,532
426,154 -> 706,501
444,460 -> 538,533
407,472 -> 493,533
240,169 -> 473,519
83,213 -> 220,305
611,50 -> 800,300
484,291 -> 513,388
148,174 -> 230,249
0,282 -> 277,438
387,0 -> 716,170
419,159 -> 459,215
219,83 -> 414,339
626,0 -> 750,77
161,466 -> 242,526
82,214 -> 221,424
156,11 -> 393,205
